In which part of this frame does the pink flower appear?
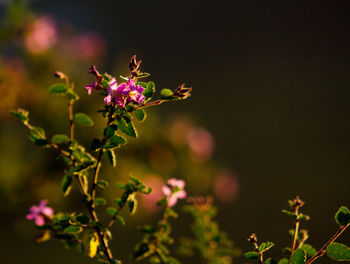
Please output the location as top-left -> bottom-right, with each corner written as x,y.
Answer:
162,178 -> 187,207
214,170 -> 239,202
104,78 -> 145,107
25,16 -> 57,54
85,81 -> 98,95
187,127 -> 215,162
140,175 -> 165,213
68,32 -> 106,60
26,200 -> 54,226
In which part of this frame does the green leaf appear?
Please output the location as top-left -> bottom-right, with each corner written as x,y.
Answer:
135,72 -> 151,79
290,248 -> 306,264
133,243 -> 150,259
104,125 -> 117,138
278,259 -> 289,264
133,109 -> 146,121
300,244 -> 316,258
94,197 -> 106,206
116,117 -> 137,138
76,214 -> 90,225
69,161 -> 95,174
116,215 -> 125,226
106,207 -> 117,217
66,89 -> 79,101
335,206 -> 350,226
282,210 -> 298,220
327,242 -> 350,261
97,180 -> 109,190
61,174 -> 73,196
139,225 -> 157,234
29,127 -> 48,146
64,225 -> 82,233
128,198 -> 137,214
104,135 -> 127,149
90,138 -> 102,152
11,108 -> 29,123
160,88 -> 174,99
298,214 -> 310,221
52,134 -> 70,145
244,251 -> 259,260
265,258 -> 277,264
48,84 -> 69,95
74,113 -> 94,127
259,241 -> 274,253
282,247 -> 291,256
105,150 -> 117,167
82,230 -> 99,258
141,81 -> 155,102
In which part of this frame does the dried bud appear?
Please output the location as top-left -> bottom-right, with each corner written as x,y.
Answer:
248,233 -> 258,244
128,55 -> 142,77
293,196 -> 305,209
186,196 -> 213,211
89,65 -> 102,82
173,84 -> 192,99
54,71 -> 65,79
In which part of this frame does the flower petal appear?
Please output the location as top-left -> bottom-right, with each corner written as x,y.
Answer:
35,215 -> 45,226
114,95 -> 125,108
167,195 -> 178,207
162,185 -> 172,196
42,207 -> 54,216
176,190 -> 187,199
104,94 -> 112,105
116,83 -> 129,95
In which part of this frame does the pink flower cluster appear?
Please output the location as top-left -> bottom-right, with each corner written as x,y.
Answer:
26,200 -> 53,226
162,178 -> 187,207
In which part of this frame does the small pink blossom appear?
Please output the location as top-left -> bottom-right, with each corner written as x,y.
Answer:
25,16 -> 57,54
85,81 -> 98,95
187,127 -> 215,162
140,175 -> 165,213
26,200 -> 54,226
214,170 -> 239,202
162,178 -> 187,207
68,32 -> 106,60
104,78 -> 145,107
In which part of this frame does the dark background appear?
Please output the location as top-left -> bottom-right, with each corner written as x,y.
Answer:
2,0 -> 350,263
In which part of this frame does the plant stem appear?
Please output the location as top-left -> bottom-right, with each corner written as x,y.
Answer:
68,99 -> 114,262
108,205 -> 124,228
305,223 -> 350,264
291,208 -> 300,254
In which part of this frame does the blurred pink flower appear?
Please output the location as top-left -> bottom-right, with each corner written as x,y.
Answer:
68,32 -> 106,59
26,200 -> 54,226
162,178 -> 187,207
187,127 -> 215,162
140,175 -> 165,213
214,170 -> 239,202
25,16 -> 57,54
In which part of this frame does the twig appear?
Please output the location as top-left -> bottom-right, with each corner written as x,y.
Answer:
305,223 -> 350,264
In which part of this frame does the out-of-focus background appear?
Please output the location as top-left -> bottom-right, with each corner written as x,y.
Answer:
1,0 -> 350,263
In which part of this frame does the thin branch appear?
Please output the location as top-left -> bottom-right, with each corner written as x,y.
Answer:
305,223 -> 350,264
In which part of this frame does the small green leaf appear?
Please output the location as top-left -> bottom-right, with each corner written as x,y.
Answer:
52,134 -> 70,145
300,244 -> 316,258
282,247 -> 291,256
48,84 -> 68,95
76,214 -> 90,225
335,206 -> 350,226
133,243 -> 150,259
128,198 -> 137,214
67,89 -> 79,101
282,210 -> 298,219
278,259 -> 289,264
139,225 -> 156,234
105,150 -> 117,167
116,215 -> 125,226
97,180 -> 109,190
135,72 -> 150,79
265,258 -> 277,264
11,108 -> 29,123
116,117 -> 137,138
69,161 -> 95,174
94,197 -> 106,206
61,174 -> 73,196
141,81 -> 155,102
64,225 -> 82,233
82,230 -> 99,258
290,248 -> 306,264
160,88 -> 174,99
106,207 -> 117,217
104,135 -> 127,149
327,242 -> 350,261
133,109 -> 146,122
244,251 -> 259,260
298,213 -> 310,221
90,138 -> 102,152
74,113 -> 94,127
259,241 -> 274,253
104,125 -> 117,138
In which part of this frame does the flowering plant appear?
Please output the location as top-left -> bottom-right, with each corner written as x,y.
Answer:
12,55 -> 239,264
